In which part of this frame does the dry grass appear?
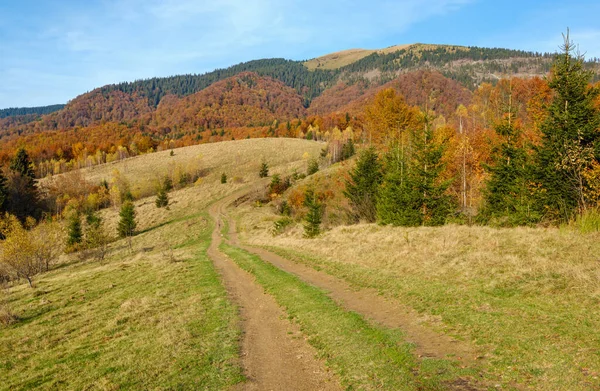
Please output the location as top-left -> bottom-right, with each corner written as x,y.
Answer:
304,49 -> 377,70
79,138 -> 323,192
234,204 -> 600,390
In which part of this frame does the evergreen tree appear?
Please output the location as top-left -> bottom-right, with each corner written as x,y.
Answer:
341,139 -> 356,161
303,188 -> 323,238
155,186 -> 169,208
344,147 -> 383,222
0,171 -> 8,212
8,148 -> 39,221
259,161 -> 269,178
307,159 -> 319,175
66,212 -> 83,247
480,119 -> 538,225
377,119 -> 454,226
376,149 -> 422,226
534,32 -> 600,221
118,202 -> 137,238
221,173 -> 227,184
409,120 -> 455,226
10,148 -> 36,183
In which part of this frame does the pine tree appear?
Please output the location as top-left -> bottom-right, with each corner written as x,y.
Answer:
118,202 -> 137,238
376,149 -> 421,226
8,148 -> 39,221
534,32 -> 600,221
155,186 -> 169,208
344,147 -> 383,222
0,171 -> 8,212
307,159 -> 319,175
341,139 -> 355,161
10,148 -> 36,183
409,120 -> 455,226
66,212 -> 83,247
303,188 -> 323,238
259,161 -> 269,178
480,119 -> 538,225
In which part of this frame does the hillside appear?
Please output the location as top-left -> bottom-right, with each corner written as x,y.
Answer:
152,72 -> 306,131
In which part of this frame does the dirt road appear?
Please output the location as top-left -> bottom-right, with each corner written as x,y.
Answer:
207,192 -> 341,391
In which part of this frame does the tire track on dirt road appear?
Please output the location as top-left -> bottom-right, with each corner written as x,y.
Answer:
207,191 -> 341,391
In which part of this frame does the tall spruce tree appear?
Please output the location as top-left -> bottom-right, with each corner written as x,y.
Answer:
409,119 -> 455,226
10,148 -> 36,183
377,145 -> 422,226
480,118 -> 538,225
303,188 -> 323,238
118,201 -> 137,238
344,147 -> 383,222
8,148 -> 39,221
535,32 -> 600,221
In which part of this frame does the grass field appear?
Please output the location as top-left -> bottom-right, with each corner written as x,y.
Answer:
0,214 -> 244,390
234,202 -> 600,390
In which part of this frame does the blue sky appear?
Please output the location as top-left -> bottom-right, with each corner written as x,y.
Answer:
1,0 -> 599,109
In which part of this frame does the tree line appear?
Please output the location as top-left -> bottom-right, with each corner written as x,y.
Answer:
344,35 -> 600,228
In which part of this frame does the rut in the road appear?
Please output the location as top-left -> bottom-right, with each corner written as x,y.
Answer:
207,194 -> 341,391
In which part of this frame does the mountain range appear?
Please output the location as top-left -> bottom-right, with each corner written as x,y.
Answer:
1,42 -> 599,166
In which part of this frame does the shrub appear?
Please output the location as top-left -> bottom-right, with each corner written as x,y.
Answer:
272,217 -> 293,236
221,173 -> 227,184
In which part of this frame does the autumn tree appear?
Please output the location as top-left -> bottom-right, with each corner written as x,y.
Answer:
0,215 -> 61,287
534,32 -> 600,221
344,147 -> 383,222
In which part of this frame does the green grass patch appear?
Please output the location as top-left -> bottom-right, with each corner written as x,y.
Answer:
0,218 -> 243,391
263,245 -> 600,391
220,243 -> 473,391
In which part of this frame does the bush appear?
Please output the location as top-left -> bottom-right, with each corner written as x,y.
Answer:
272,217 -> 293,236
221,173 -> 227,184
